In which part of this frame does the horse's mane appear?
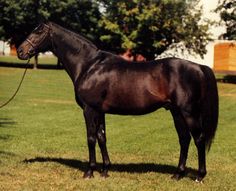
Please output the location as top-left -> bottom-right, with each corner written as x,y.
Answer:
50,22 -> 98,50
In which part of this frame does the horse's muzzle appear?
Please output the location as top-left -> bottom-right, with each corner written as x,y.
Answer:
17,47 -> 29,60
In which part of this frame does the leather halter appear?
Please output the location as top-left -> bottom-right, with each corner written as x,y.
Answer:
26,24 -> 51,54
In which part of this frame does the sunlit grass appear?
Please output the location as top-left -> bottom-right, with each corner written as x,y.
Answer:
0,54 -> 57,65
0,67 -> 236,190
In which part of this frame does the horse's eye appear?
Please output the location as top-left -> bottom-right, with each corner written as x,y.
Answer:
33,25 -> 44,34
34,28 -> 44,35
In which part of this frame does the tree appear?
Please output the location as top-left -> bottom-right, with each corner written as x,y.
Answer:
99,0 -> 212,60
215,0 -> 236,40
0,0 -> 213,61
38,0 -> 102,46
0,0 -> 101,45
0,0 -> 38,46
0,0 -> 102,67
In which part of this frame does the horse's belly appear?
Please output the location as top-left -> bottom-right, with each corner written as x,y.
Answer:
101,93 -> 166,115
103,103 -> 164,115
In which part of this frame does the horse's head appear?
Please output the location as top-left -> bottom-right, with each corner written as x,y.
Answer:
17,23 -> 51,60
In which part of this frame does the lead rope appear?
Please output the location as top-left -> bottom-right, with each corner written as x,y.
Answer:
0,58 -> 30,108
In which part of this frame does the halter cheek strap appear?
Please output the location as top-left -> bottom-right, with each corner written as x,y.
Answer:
26,24 -> 51,54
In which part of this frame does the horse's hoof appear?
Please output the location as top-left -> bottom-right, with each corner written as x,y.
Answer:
83,171 -> 94,179
195,177 -> 204,184
195,171 -> 206,183
100,171 -> 109,178
171,173 -> 184,181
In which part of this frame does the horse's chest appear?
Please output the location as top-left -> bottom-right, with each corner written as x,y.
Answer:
77,77 -> 108,107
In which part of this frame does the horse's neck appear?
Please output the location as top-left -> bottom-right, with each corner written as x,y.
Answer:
50,26 -> 98,83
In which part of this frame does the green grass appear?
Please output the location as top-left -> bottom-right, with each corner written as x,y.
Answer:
0,67 -> 236,190
0,55 -> 57,65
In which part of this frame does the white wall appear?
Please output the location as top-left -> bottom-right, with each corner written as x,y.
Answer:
0,41 -> 10,55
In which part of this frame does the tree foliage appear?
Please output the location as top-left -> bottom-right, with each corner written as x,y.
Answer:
99,0 -> 212,59
0,0 -> 212,60
0,0 -> 101,47
216,0 -> 236,40
0,0 -> 38,46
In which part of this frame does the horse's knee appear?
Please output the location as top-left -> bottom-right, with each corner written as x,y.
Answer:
88,136 -> 96,146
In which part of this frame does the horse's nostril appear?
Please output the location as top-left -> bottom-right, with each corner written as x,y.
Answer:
17,48 -> 28,59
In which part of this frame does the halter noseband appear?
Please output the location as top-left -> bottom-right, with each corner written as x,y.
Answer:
26,38 -> 36,49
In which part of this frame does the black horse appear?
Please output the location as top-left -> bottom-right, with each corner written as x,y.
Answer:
17,22 -> 218,182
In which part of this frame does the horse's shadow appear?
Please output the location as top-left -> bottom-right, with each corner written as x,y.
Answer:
23,157 -> 198,180
0,118 -> 16,128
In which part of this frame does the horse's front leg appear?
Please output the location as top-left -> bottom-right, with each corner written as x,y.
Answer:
83,106 -> 98,178
96,114 -> 111,178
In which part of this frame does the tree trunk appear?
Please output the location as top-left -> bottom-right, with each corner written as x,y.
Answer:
57,58 -> 62,68
34,54 -> 38,69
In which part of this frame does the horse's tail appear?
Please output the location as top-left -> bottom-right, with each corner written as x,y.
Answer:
200,65 -> 219,152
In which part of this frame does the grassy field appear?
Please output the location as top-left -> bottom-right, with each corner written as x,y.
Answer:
0,55 -> 57,66
0,66 -> 236,190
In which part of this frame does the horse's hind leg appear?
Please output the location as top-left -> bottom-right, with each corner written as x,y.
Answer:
171,108 -> 191,180
183,113 -> 207,182
96,114 -> 111,178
